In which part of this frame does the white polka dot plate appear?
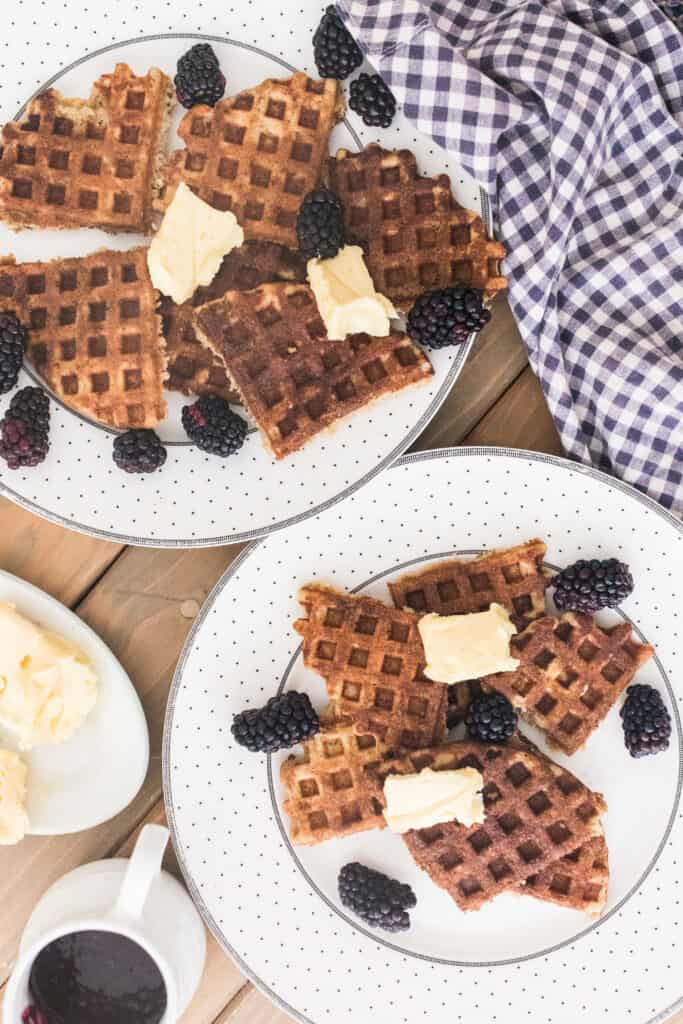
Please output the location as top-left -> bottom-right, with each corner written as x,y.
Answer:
164,447 -> 682,1024
0,11 -> 490,546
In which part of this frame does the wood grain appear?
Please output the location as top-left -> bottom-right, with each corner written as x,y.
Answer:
463,365 -> 564,455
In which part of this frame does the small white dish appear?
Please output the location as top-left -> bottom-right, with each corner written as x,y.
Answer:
0,569 -> 149,835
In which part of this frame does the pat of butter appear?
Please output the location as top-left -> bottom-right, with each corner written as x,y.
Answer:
0,603 -> 98,749
0,749 -> 28,845
418,604 -> 519,684
384,766 -> 485,832
307,245 -> 397,340
148,182 -> 245,304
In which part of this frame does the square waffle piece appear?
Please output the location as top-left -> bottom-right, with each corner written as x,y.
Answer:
481,613 -> 655,755
516,830 -> 609,916
366,739 -> 606,911
0,249 -> 166,428
161,240 -> 306,400
294,584 -> 447,751
194,282 -> 433,459
389,539 -> 550,629
281,709 -> 387,846
326,145 -> 507,311
0,64 -> 174,233
157,73 -> 343,249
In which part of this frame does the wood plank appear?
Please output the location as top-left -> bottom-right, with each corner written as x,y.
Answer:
0,496 -> 123,606
215,984 -> 293,1024
0,542 -> 245,986
411,296 -> 528,452
463,365 -> 564,455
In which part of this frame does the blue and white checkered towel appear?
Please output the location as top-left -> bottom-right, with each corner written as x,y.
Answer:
338,0 -> 683,516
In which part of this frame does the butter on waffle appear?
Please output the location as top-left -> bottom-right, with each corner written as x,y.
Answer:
481,613 -> 654,755
162,241 -> 306,400
281,711 -> 387,846
389,540 -> 549,630
157,73 -> 343,249
0,64 -> 174,233
194,282 -> 433,459
366,740 -> 606,912
517,831 -> 609,916
326,145 -> 507,311
0,249 -> 166,428
294,584 -> 447,751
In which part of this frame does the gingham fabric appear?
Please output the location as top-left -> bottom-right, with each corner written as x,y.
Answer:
338,0 -> 683,516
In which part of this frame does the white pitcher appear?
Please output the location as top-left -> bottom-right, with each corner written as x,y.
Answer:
4,824 -> 206,1024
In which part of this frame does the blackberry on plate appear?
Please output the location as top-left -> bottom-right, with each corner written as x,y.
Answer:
0,313 -> 27,395
182,395 -> 247,457
338,862 -> 416,932
0,386 -> 50,469
296,188 -> 345,260
349,72 -> 396,127
232,691 -> 320,754
466,691 -> 517,743
174,43 -> 226,108
620,684 -> 671,758
407,286 -> 491,349
552,558 -> 634,614
112,429 -> 167,474
313,5 -> 363,79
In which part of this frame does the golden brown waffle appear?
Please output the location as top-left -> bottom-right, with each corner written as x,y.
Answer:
157,73 -> 343,249
194,282 -> 433,459
0,64 -> 173,233
481,612 -> 654,755
162,241 -> 306,400
281,711 -> 387,846
366,740 -> 606,911
389,539 -> 550,629
294,584 -> 447,751
326,145 -> 507,311
0,249 -> 166,428
517,831 -> 609,916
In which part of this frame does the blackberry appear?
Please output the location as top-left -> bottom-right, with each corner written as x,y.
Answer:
0,386 -> 50,469
313,5 -> 363,79
112,429 -> 167,474
552,558 -> 634,614
338,862 -> 416,932
407,287 -> 491,349
182,395 -> 247,457
349,73 -> 396,127
620,684 -> 671,758
296,188 -> 345,260
0,313 -> 27,395
232,691 -> 320,754
465,691 -> 517,743
174,44 -> 226,108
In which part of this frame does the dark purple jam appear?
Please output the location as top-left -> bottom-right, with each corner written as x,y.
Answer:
27,930 -> 167,1024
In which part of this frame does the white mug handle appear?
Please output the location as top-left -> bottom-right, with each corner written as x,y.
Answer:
113,824 -> 170,920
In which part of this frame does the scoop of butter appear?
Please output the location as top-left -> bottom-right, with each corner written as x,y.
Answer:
418,604 -> 519,684
148,182 -> 245,304
384,766 -> 485,832
0,603 -> 98,749
0,749 -> 29,845
307,245 -> 397,340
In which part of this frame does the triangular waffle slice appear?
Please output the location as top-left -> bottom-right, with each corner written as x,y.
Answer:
281,707 -> 387,845
194,282 -> 433,459
516,831 -> 609,916
162,240 -> 306,400
389,539 -> 550,629
481,613 -> 654,755
294,584 -> 447,752
366,740 -> 606,912
0,64 -> 174,233
326,144 -> 507,311
157,73 -> 343,249
0,249 -> 166,428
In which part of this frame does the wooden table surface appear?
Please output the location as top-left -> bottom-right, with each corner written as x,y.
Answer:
0,300 -> 677,1024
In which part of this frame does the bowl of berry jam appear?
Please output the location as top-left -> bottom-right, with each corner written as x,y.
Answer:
4,826 -> 206,1024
